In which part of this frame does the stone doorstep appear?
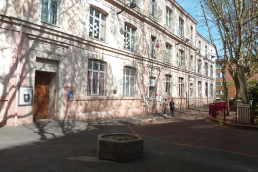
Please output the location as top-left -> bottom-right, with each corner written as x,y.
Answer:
208,116 -> 258,130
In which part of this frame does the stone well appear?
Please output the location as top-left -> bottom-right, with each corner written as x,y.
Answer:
97,133 -> 143,162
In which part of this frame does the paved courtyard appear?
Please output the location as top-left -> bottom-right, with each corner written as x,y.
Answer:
0,107 -> 258,172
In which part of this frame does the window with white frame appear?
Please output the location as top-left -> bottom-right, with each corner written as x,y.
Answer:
166,8 -> 171,27
210,65 -> 213,77
89,7 -> 107,41
205,83 -> 208,97
216,90 -> 224,95
198,81 -> 202,97
179,19 -> 184,36
179,77 -> 184,96
41,0 -> 58,25
165,44 -> 171,63
190,55 -> 193,71
178,51 -> 183,67
87,60 -> 106,95
124,25 -> 136,51
123,67 -> 135,96
216,64 -> 221,69
216,82 -> 223,86
197,60 -> 201,73
149,77 -> 155,86
165,75 -> 171,96
150,0 -> 157,18
216,72 -> 222,78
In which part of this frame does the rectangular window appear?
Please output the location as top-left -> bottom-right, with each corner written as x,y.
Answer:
129,0 -> 136,2
89,7 -> 106,41
151,36 -> 156,58
205,63 -> 208,77
178,51 -> 183,67
216,73 -> 222,78
165,44 -> 171,63
179,19 -> 184,36
197,60 -> 201,73
198,81 -> 202,97
124,25 -> 135,51
210,65 -> 213,77
87,60 -> 106,95
123,67 -> 135,96
190,56 -> 193,71
199,41 -> 201,53
205,46 -> 208,57
216,82 -> 222,86
150,0 -> 155,17
149,77 -> 155,86
166,9 -> 171,27
165,75 -> 171,96
41,0 -> 58,25
179,78 -> 184,96
216,64 -> 221,69
205,83 -> 208,97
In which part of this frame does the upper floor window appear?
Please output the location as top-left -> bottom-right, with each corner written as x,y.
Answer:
210,65 -> 213,77
205,46 -> 208,57
179,19 -> 184,36
165,44 -> 171,63
190,27 -> 193,40
124,25 -> 136,51
205,63 -> 208,77
190,55 -> 193,71
179,78 -> 184,96
87,60 -> 106,95
197,60 -> 201,73
178,51 -> 183,67
89,7 -> 106,41
41,0 -> 57,25
129,0 -> 136,2
166,9 -> 171,27
151,36 -> 156,58
216,73 -> 222,78
123,67 -> 135,96
216,64 -> 221,69
165,75 -> 171,96
216,82 -> 223,86
150,0 -> 157,18
199,41 -> 201,52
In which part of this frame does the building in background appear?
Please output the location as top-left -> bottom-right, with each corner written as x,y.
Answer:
0,0 -> 215,127
215,60 -> 258,100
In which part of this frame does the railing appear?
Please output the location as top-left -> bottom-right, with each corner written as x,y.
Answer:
209,102 -> 258,125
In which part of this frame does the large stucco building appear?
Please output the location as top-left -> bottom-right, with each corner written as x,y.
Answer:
0,0 -> 215,127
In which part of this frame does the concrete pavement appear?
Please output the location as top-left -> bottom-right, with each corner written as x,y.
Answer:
0,107 -> 258,172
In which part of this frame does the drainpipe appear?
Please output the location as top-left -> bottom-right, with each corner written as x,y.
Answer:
14,0 -> 24,126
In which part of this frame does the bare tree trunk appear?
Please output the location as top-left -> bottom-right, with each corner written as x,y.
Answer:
238,65 -> 249,104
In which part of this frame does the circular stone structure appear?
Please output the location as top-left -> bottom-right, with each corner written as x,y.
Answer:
97,133 -> 143,162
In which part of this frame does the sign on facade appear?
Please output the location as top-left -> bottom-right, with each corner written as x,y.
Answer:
66,90 -> 74,101
18,86 -> 33,105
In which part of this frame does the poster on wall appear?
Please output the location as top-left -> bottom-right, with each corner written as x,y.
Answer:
18,86 -> 33,106
66,90 -> 74,101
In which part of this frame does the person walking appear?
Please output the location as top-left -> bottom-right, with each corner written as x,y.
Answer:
170,99 -> 175,116
163,99 -> 168,118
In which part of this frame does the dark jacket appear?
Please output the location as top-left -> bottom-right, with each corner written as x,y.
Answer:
170,101 -> 175,109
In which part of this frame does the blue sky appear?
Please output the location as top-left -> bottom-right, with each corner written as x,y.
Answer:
176,0 -> 223,56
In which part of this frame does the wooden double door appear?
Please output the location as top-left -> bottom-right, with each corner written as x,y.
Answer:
33,72 -> 50,119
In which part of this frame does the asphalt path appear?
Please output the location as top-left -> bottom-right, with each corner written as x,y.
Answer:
0,115 -> 258,172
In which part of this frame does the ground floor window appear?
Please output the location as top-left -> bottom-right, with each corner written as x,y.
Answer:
165,75 -> 171,96
87,59 -> 106,95
179,77 -> 184,96
123,67 -> 135,96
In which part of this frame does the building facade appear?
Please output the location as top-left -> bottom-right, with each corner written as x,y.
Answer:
0,0 -> 215,127
215,61 -> 258,100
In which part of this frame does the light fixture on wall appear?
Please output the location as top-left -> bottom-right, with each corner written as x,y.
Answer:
117,2 -> 137,15
176,38 -> 190,46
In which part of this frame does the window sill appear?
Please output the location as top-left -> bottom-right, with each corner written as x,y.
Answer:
88,37 -> 108,45
41,21 -> 60,28
149,15 -> 158,22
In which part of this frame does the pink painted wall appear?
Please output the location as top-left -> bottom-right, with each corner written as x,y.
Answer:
23,0 -> 38,20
